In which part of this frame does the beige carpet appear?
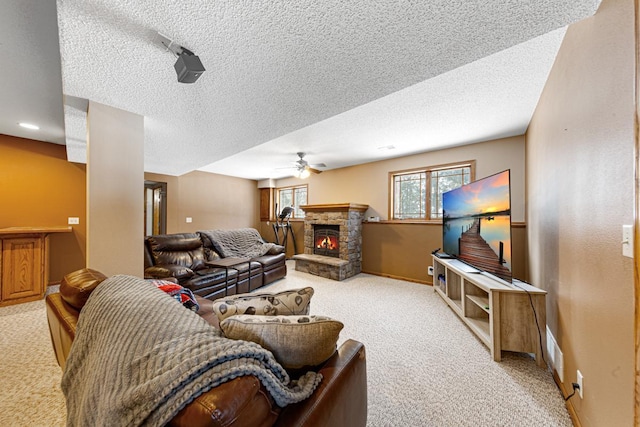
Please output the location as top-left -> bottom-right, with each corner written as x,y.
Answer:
266,262 -> 572,427
0,299 -> 66,426
0,262 -> 571,426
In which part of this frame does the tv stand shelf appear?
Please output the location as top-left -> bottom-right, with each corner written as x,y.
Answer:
433,256 -> 547,366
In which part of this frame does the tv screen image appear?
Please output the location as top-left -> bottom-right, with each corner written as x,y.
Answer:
442,170 -> 512,282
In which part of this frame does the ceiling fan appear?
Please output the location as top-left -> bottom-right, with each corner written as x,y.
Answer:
281,152 -> 326,178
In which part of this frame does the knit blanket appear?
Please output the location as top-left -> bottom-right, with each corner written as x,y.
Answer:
61,275 -> 321,427
199,228 -> 276,258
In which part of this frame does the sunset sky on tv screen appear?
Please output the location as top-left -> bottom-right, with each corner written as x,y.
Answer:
443,170 -> 510,219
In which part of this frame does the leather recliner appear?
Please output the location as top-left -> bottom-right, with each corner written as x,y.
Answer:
144,231 -> 286,300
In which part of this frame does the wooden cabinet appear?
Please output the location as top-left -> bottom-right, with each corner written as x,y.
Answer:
259,188 -> 274,222
0,227 -> 72,306
2,236 -> 44,303
433,256 -> 547,367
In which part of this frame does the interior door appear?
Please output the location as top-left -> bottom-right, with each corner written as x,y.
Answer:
144,181 -> 167,236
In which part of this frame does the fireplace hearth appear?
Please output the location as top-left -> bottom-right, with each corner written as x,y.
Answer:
293,203 -> 369,281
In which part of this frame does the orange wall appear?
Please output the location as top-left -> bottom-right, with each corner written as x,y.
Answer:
0,134 -> 86,281
0,136 -> 260,282
526,0 -> 635,424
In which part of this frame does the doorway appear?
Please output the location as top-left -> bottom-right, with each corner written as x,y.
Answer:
144,180 -> 167,236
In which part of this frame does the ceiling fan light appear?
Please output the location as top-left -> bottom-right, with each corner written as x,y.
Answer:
299,168 -> 311,179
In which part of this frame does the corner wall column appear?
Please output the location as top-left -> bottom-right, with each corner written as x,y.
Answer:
86,101 -> 144,276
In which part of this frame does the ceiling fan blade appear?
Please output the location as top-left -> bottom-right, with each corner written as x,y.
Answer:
276,153 -> 325,175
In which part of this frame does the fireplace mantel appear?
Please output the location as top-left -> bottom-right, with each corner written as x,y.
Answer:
300,203 -> 369,213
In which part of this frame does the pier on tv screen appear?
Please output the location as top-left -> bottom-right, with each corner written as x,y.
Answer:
442,170 -> 512,282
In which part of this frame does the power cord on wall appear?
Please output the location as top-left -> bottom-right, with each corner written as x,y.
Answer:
510,280 -> 582,402
564,382 -> 580,401
510,280 -> 546,366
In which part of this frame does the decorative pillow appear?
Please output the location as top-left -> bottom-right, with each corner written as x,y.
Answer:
220,314 -> 343,369
212,287 -> 314,322
59,268 -> 108,310
146,279 -> 200,312
266,245 -> 285,255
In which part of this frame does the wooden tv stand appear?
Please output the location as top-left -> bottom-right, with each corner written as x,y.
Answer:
432,256 -> 547,367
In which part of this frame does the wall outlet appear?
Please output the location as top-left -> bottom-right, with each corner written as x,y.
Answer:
427,266 -> 434,276
577,370 -> 584,399
185,217 -> 192,223
68,217 -> 79,225
622,225 -> 633,258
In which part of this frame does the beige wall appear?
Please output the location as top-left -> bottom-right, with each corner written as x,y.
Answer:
275,135 -> 526,221
0,135 -> 86,281
87,102 -> 144,277
144,171 -> 260,234
270,136 -> 527,283
359,222 -> 526,284
526,0 -> 635,424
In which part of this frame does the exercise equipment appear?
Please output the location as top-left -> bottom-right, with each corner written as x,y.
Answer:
272,205 -> 297,254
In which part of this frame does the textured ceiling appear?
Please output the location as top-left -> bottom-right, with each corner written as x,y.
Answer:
200,27 -> 568,178
1,1 -> 602,179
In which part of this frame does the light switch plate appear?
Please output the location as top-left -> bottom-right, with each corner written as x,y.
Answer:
68,217 -> 79,225
186,217 -> 193,223
623,225 -> 633,258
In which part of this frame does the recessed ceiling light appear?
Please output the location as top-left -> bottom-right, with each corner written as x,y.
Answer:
377,145 -> 395,150
19,122 -> 40,130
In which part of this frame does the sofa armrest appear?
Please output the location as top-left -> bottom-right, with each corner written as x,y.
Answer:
169,376 -> 280,427
46,293 -> 80,369
275,339 -> 368,427
173,339 -> 367,427
145,264 -> 194,280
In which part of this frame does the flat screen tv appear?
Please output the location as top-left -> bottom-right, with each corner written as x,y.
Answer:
442,170 -> 512,283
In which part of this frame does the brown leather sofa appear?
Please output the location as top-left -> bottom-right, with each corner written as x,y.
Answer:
144,231 -> 287,300
46,269 -> 368,427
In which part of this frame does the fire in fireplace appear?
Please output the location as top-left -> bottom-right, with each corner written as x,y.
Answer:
313,225 -> 340,257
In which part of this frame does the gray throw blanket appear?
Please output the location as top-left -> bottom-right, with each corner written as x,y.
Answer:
199,228 -> 276,258
61,275 -> 321,427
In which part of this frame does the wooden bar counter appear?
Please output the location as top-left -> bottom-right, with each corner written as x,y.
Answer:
0,226 -> 72,306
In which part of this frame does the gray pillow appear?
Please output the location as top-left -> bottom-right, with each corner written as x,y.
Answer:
211,287 -> 314,322
220,314 -> 343,369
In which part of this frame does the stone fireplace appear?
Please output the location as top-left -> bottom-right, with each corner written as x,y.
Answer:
293,203 -> 368,281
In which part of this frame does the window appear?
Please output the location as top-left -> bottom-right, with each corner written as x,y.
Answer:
277,184 -> 308,219
390,161 -> 475,220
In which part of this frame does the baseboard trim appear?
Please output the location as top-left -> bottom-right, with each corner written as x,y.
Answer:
361,270 -> 431,285
553,369 -> 581,427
